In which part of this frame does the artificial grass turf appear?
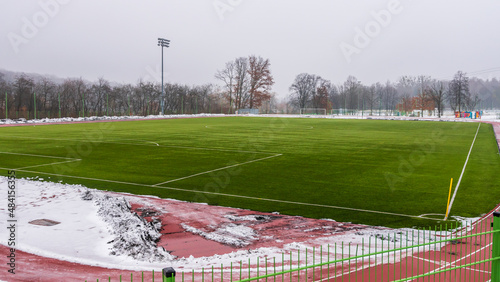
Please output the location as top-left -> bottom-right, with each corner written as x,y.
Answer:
1,117 -> 499,228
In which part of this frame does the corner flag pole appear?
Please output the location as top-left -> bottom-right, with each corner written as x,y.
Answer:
444,178 -> 453,220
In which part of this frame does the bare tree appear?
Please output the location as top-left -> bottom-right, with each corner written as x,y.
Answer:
365,84 -> 379,115
76,78 -> 88,117
34,77 -> 57,116
428,80 -> 447,118
234,57 -> 250,109
465,92 -> 480,111
415,75 -> 431,116
343,76 -> 361,111
396,76 -> 416,97
327,84 -> 340,111
88,77 -> 111,116
0,73 -> 13,118
448,71 -> 469,112
469,77 -> 497,110
289,73 -> 321,110
215,61 -> 236,113
382,81 -> 398,114
13,74 -> 35,118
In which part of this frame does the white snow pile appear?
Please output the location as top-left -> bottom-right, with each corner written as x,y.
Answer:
1,110 -> 498,126
0,113 -> 224,125
0,176 -> 174,267
181,223 -> 257,247
81,190 -> 173,262
0,176 -> 287,271
224,214 -> 271,222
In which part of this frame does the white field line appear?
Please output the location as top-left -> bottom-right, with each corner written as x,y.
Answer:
407,242 -> 492,282
0,167 -> 435,220
16,159 -> 81,170
115,139 -> 160,146
449,241 -> 492,266
0,151 -> 77,160
153,154 -> 282,186
1,135 -> 279,155
205,124 -> 314,129
444,123 -> 481,220
410,255 -> 444,266
1,135 -> 280,186
461,267 -> 491,274
0,151 -> 81,170
318,261 -> 375,281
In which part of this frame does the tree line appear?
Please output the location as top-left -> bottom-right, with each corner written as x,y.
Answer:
0,54 -> 276,120
288,71 -> 500,117
0,72 -> 228,120
1,63 -> 499,120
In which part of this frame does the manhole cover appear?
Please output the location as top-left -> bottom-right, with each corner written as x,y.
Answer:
29,219 -> 61,226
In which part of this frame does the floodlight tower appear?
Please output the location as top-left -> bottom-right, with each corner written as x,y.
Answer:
158,37 -> 170,115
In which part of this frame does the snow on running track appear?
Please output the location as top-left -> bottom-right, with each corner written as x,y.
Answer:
0,177 -> 451,282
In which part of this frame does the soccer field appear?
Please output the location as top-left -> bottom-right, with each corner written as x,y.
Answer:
1,117 -> 499,227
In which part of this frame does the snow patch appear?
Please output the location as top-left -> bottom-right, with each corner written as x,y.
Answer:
181,223 -> 257,247
86,191 -> 174,262
224,214 -> 271,222
0,113 -> 225,125
2,110 -> 498,127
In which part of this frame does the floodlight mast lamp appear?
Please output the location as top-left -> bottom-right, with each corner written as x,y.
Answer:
158,37 -> 170,115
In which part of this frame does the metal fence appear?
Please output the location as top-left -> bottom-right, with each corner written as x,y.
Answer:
86,213 -> 500,282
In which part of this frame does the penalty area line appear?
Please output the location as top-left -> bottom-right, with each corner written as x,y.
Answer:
16,159 -> 82,170
0,151 -> 78,160
0,151 -> 82,170
0,167 -> 436,220
152,154 -> 283,186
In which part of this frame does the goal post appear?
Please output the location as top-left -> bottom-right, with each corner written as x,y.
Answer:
299,108 -> 327,115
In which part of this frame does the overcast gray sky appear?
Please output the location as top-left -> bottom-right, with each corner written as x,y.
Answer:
1,0 -> 500,98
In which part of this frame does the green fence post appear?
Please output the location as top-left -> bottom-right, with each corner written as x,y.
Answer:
492,212 -> 500,281
162,267 -> 175,282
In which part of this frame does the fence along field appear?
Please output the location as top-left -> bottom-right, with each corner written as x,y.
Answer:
0,117 -> 499,228
84,214 -> 500,281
